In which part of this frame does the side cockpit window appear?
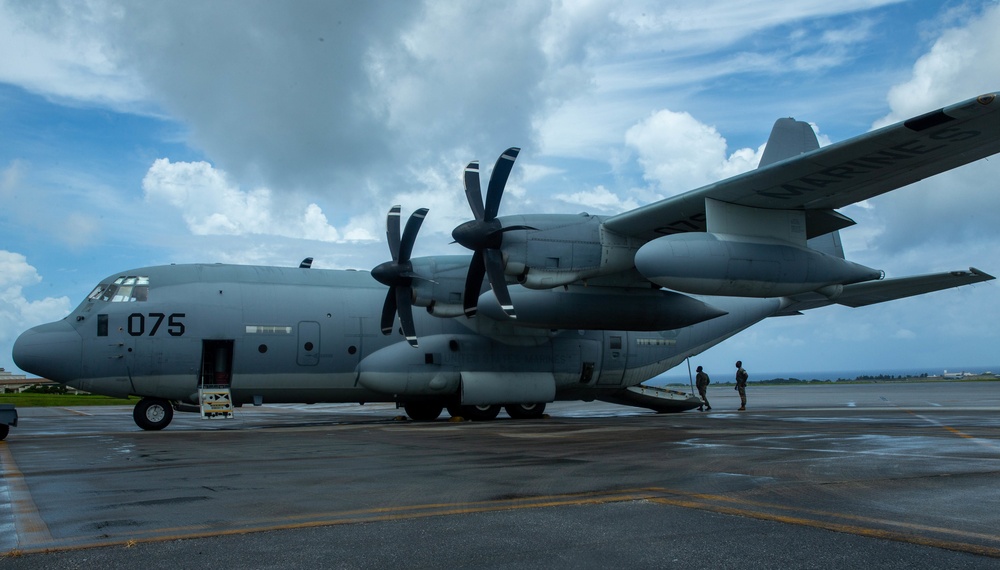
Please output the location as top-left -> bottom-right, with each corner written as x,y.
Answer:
88,276 -> 150,303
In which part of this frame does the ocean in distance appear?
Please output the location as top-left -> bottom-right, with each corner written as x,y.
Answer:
655,365 -> 1000,386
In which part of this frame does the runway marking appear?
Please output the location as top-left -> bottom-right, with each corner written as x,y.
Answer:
6,484 -> 1000,559
647,487 -> 1000,558
59,408 -> 92,416
0,444 -> 53,549
1,488 -> 659,555
907,411 -> 1000,452
675,439 -> 998,462
499,427 -> 637,439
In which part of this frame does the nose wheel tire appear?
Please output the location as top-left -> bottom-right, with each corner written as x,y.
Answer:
133,398 -> 174,431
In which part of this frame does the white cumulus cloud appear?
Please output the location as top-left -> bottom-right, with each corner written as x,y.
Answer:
0,251 -> 71,373
142,158 -> 351,243
624,109 -> 763,195
875,3 -> 1000,126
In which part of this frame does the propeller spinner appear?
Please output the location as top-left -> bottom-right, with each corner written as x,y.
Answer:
452,147 -> 534,318
371,205 -> 428,347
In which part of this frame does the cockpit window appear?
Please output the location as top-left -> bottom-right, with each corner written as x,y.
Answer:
88,276 -> 149,302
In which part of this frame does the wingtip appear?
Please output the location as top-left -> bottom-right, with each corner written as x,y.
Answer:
969,267 -> 996,280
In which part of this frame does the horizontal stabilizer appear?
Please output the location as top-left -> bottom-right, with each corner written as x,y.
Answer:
834,267 -> 994,307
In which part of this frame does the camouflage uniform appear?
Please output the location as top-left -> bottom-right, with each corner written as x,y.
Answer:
735,361 -> 748,410
695,367 -> 711,411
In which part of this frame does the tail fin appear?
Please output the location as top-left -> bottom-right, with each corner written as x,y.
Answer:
806,231 -> 846,259
759,118 -> 818,168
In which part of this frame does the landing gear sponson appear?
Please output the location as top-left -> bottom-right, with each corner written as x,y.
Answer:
130,397 -> 547,430
404,402 -> 546,422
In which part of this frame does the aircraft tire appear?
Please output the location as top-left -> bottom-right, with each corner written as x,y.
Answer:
133,398 -> 174,431
403,403 -> 443,422
504,403 -> 546,419
448,404 -> 501,421
0,424 -> 8,440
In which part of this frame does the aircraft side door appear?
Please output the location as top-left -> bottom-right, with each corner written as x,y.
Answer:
597,331 -> 628,386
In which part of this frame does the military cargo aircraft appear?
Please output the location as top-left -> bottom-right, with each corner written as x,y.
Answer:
12,92 -> 1000,430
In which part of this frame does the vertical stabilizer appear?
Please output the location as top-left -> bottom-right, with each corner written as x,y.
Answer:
759,118 -> 819,168
807,231 -> 846,259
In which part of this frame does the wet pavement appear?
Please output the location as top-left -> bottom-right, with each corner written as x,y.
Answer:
2,381 -> 999,568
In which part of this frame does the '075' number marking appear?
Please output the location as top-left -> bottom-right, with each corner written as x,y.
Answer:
128,313 -> 186,337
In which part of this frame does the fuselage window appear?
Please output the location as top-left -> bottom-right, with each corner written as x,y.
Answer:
88,284 -> 109,300
90,276 -> 149,303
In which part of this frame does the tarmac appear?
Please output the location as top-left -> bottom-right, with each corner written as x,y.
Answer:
2,381 -> 1000,569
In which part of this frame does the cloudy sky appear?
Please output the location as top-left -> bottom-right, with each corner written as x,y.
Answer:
2,0 -> 999,379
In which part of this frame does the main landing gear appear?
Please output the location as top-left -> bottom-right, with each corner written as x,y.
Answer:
133,398 -> 174,431
403,402 -> 546,421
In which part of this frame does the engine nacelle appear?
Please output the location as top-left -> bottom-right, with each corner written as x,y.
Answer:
357,335 -> 462,397
476,286 -> 727,330
357,335 -> 556,404
634,232 -> 882,297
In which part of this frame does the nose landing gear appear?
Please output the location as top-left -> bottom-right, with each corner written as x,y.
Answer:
133,398 -> 174,430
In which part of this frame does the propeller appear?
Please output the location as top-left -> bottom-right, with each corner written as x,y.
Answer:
451,147 -> 535,318
371,205 -> 428,347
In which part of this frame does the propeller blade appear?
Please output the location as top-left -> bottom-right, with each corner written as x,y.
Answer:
396,286 -> 418,347
484,147 -> 519,220
386,205 -> 402,261
375,206 -> 431,346
463,251 -> 487,318
464,161 -> 485,221
380,287 -> 397,335
398,207 -> 428,262
485,248 -> 515,318
454,148 -> 524,317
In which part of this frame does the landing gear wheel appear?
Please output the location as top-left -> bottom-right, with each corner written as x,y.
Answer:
448,404 -> 501,421
133,398 -> 174,431
0,424 -> 8,440
504,403 -> 546,419
403,403 -> 443,421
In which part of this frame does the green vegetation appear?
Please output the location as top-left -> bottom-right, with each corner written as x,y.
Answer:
0,392 -> 134,407
718,374 -> 999,386
666,374 -> 998,388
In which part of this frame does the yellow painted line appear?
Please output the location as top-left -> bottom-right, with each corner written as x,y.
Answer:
645,488 -> 1000,558
0,443 -> 53,548
6,484 -> 999,559
58,408 -> 92,416
906,411 -> 1000,452
3,488 -> 660,555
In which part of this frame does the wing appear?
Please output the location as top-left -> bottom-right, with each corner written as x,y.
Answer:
604,92 -> 1000,242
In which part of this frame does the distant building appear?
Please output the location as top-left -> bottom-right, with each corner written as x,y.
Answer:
0,368 -> 86,394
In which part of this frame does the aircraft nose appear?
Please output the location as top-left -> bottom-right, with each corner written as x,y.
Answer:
12,320 -> 83,383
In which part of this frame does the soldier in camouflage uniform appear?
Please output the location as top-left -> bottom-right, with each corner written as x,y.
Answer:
695,365 -> 711,411
735,360 -> 748,411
